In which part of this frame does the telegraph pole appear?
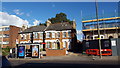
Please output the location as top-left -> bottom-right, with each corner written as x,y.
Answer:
95,0 -> 102,59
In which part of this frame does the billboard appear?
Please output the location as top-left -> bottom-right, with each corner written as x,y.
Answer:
32,45 -> 39,58
18,46 -> 25,58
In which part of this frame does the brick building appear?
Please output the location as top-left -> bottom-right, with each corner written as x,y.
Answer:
17,20 -> 77,57
0,25 -> 20,48
82,17 -> 120,40
18,20 -> 77,50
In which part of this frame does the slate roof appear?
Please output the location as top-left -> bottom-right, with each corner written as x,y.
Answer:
20,25 -> 46,33
20,22 -> 73,34
46,22 -> 73,31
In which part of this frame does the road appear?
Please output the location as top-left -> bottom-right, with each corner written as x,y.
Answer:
1,55 -> 120,68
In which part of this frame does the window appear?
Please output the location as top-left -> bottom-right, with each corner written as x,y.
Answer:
104,41 -> 109,47
63,32 -> 66,38
5,27 -> 10,31
68,32 -> 71,38
86,42 -> 89,47
52,42 -> 57,49
21,34 -> 26,40
63,41 -> 67,48
4,34 -> 9,38
0,41 -> 9,45
40,33 -> 43,39
52,32 -> 55,38
46,42 -> 50,48
24,34 -> 26,39
2,27 -> 10,31
34,32 -> 39,39
46,32 -> 51,38
21,34 -> 24,40
57,32 -> 60,38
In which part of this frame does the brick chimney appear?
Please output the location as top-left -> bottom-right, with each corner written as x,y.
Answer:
22,24 -> 27,31
46,20 -> 51,27
72,19 -> 76,29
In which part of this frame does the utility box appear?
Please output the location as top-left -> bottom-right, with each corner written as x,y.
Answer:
111,38 -> 120,56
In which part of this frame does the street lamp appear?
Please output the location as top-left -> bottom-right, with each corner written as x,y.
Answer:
95,0 -> 102,59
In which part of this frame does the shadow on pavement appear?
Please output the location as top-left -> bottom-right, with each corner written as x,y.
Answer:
2,56 -> 11,68
13,63 -> 120,68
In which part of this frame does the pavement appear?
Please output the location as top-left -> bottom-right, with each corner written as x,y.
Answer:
2,53 -> 120,68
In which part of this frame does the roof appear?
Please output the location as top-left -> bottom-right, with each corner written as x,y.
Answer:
20,25 -> 46,33
20,22 -> 73,34
46,22 -> 73,31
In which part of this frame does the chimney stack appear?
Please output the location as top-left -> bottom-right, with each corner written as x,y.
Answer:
46,20 -> 51,27
72,19 -> 76,29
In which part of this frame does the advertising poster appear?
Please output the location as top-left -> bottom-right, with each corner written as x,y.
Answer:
18,46 -> 25,57
111,40 -> 116,46
32,45 -> 39,58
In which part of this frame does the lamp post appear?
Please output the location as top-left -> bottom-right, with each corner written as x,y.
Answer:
95,0 -> 102,59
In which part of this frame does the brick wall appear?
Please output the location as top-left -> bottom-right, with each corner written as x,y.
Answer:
9,25 -> 20,48
46,48 -> 66,56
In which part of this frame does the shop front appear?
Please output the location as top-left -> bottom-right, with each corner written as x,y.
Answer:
17,43 -> 43,58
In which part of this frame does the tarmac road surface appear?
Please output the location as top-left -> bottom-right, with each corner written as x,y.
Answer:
2,55 -> 120,68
